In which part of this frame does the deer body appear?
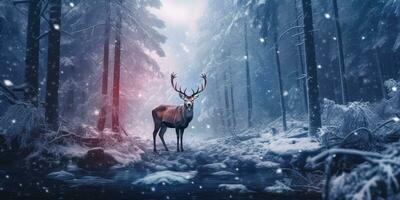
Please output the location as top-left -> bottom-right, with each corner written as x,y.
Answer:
153,105 -> 193,129
152,73 -> 206,152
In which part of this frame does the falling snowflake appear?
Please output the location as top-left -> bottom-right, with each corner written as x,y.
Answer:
324,13 -> 331,19
333,37 -> 337,40
69,2 -> 75,7
283,91 -> 289,96
361,36 -> 366,40
11,119 -> 16,124
260,38 -> 265,43
276,168 -> 282,174
393,116 -> 400,122
93,110 -> 100,116
206,124 -> 211,129
53,24 -> 60,30
392,86 -> 398,92
317,64 -> 322,69
3,79 -> 13,86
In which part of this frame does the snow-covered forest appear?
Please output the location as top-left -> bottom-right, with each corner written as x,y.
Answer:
1,0 -> 400,199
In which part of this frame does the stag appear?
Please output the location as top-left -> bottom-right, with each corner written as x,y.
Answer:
152,73 -> 207,152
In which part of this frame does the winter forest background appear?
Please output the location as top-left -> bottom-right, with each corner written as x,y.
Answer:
1,0 -> 400,199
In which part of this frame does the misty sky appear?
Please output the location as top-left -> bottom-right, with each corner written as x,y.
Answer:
151,0 -> 207,77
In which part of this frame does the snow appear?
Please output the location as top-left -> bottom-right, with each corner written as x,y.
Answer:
264,181 -> 293,193
47,171 -> 75,181
255,161 -> 280,169
211,170 -> 235,176
67,176 -> 114,187
132,170 -> 197,185
218,184 -> 254,193
266,137 -> 320,155
198,162 -> 227,173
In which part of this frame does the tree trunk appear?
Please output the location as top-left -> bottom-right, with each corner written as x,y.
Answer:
244,21 -> 253,128
25,0 -> 41,106
294,0 -> 308,113
112,0 -> 122,132
375,50 -> 386,99
332,0 -> 348,104
301,0 -> 322,137
274,42 -> 288,131
269,2 -> 287,131
223,71 -> 232,130
45,0 -> 62,128
228,64 -> 236,131
97,0 -> 111,131
216,78 -> 227,134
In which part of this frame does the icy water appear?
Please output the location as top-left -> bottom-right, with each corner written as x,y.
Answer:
0,134 -> 322,199
0,164 -> 321,200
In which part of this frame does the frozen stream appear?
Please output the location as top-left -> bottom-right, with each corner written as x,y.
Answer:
0,131 -> 322,199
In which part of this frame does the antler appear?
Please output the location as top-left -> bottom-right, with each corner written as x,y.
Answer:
191,73 -> 207,97
171,73 -> 188,98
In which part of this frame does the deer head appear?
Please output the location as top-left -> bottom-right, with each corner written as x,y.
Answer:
171,73 -> 207,111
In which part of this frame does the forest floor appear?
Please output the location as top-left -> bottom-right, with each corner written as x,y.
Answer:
0,122 -> 323,200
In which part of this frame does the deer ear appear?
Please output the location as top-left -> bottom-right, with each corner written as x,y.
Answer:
193,94 -> 200,99
179,93 -> 186,100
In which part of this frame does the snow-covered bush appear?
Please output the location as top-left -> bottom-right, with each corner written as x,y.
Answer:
0,104 -> 44,148
385,79 -> 400,98
375,79 -> 400,118
287,87 -> 304,115
329,144 -> 400,200
321,98 -> 347,128
340,102 -> 378,136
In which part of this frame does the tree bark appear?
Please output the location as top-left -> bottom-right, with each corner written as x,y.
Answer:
244,21 -> 253,128
216,78 -> 227,134
112,0 -> 122,132
295,0 -> 308,113
375,50 -> 386,99
97,0 -> 111,131
269,2 -> 287,131
274,42 -> 287,131
301,0 -> 322,137
223,71 -> 231,129
228,64 -> 236,131
24,0 -> 41,106
45,0 -> 62,128
332,0 -> 348,104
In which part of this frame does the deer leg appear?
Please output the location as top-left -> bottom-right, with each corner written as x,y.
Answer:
180,129 -> 184,152
175,128 -> 180,152
153,123 -> 161,152
159,126 -> 169,151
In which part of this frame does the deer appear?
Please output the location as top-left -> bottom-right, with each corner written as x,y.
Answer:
151,73 -> 207,152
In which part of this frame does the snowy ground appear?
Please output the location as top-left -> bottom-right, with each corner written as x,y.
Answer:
0,123 -> 323,199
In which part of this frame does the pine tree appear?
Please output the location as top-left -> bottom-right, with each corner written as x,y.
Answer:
332,0 -> 348,104
45,0 -> 62,128
97,0 -> 111,131
301,0 -> 322,137
24,0 -> 41,106
244,21 -> 253,128
223,71 -> 232,129
112,0 -> 122,132
228,64 -> 236,131
294,0 -> 308,113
